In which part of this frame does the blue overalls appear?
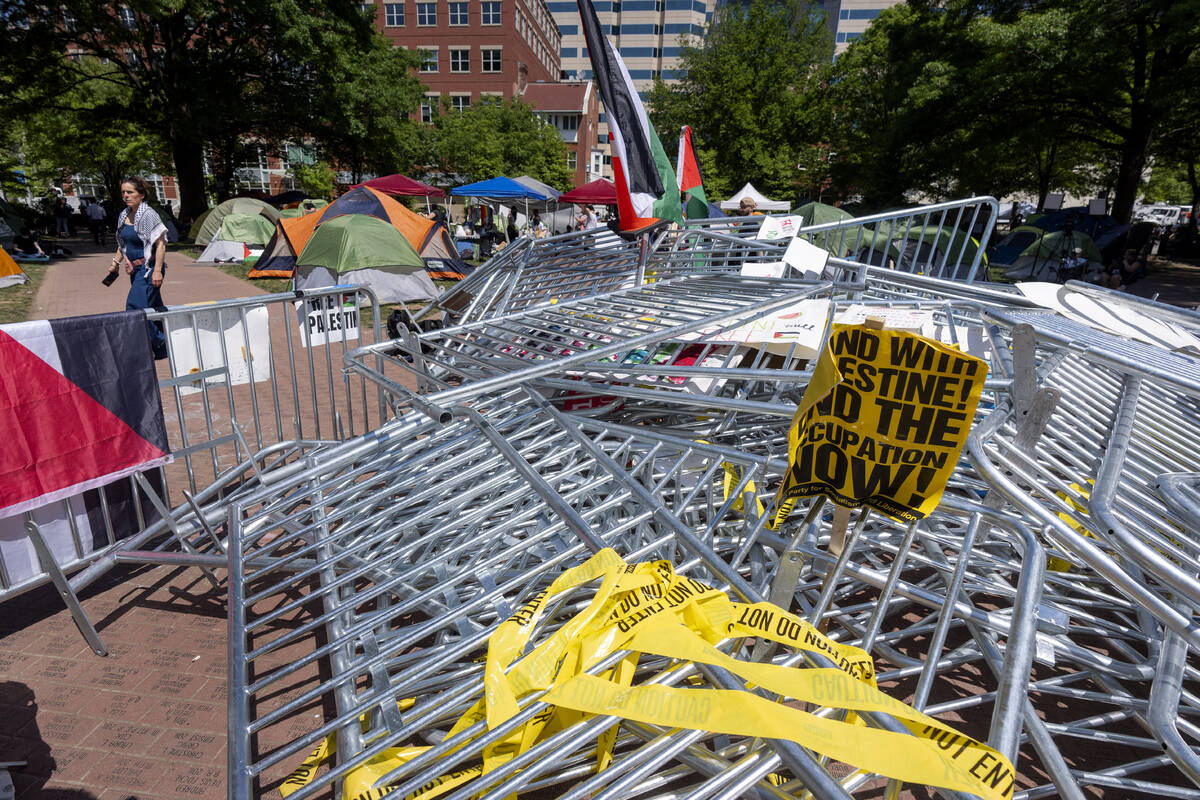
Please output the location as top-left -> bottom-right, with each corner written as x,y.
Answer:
119,223 -> 168,359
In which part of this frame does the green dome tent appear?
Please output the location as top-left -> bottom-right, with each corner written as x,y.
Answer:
866,219 -> 984,277
795,201 -> 867,256
1002,229 -> 1103,282
216,212 -> 276,245
193,197 -> 280,245
293,214 -> 438,303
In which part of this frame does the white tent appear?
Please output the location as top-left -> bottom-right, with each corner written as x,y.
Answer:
719,183 -> 791,212
196,240 -> 248,263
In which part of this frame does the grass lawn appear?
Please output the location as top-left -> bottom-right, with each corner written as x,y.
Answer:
0,260 -> 51,324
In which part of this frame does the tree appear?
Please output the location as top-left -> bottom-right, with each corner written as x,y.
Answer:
829,0 -> 1200,221
646,0 -> 833,203
0,1 -> 423,218
19,58 -> 168,202
426,99 -> 573,190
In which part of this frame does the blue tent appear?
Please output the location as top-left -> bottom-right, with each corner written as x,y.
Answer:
450,177 -> 550,202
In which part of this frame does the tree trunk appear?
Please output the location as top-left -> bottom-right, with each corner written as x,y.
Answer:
172,138 -> 208,220
1110,123 -> 1153,224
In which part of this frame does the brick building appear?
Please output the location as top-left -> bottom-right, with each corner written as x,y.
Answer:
521,81 -> 600,187
371,0 -> 562,116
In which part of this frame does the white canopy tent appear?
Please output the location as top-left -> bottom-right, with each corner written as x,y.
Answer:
719,182 -> 791,212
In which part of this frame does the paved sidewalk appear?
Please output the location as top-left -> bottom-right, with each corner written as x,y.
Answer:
3,236 -> 273,800
32,238 -> 264,321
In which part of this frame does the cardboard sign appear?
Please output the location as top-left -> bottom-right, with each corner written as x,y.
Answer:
167,305 -> 271,396
677,299 -> 829,359
778,324 -> 987,521
295,294 -> 361,348
783,236 -> 830,277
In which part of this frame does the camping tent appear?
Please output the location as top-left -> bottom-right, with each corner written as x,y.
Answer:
0,248 -> 28,288
249,185 -> 472,285
215,212 -> 275,245
354,174 -> 445,198
192,197 -> 280,245
719,183 -> 790,213
796,201 -> 853,227
988,225 -> 1046,266
1001,229 -> 1103,282
870,220 -> 984,275
294,214 -> 437,303
560,179 -> 617,206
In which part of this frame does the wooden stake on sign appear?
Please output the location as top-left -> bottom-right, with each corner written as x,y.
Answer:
818,314 -> 885,633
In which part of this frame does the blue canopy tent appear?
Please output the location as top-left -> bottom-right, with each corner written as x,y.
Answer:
451,177 -> 553,238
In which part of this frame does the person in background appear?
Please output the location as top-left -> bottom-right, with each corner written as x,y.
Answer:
13,227 -> 46,257
506,214 -> 519,243
86,199 -> 108,245
530,210 -> 547,237
105,176 -> 169,359
575,204 -> 598,231
1108,248 -> 1146,291
738,197 -> 762,216
54,197 -> 71,236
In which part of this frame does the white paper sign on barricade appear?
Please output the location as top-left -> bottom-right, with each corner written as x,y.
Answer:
677,298 -> 830,359
756,215 -> 804,241
296,294 -> 361,348
740,261 -> 788,278
167,305 -> 271,396
783,236 -> 831,277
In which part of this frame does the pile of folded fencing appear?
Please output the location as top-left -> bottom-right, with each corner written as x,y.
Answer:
120,199 -> 1200,799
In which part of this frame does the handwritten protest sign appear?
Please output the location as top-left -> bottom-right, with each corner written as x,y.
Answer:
778,324 -> 987,521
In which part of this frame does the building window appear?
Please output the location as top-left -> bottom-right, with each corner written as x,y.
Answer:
481,0 -> 500,25
417,2 -> 436,25
560,115 -> 578,131
567,151 -> 577,170
481,48 -> 501,72
118,6 -> 135,27
421,96 -> 437,122
450,48 -> 470,72
451,95 -> 470,112
420,49 -> 438,72
448,1 -> 468,24
384,3 -> 405,25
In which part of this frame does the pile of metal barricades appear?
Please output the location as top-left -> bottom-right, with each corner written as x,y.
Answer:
93,199 -> 1200,799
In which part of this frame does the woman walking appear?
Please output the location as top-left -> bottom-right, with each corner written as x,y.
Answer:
104,177 -> 169,359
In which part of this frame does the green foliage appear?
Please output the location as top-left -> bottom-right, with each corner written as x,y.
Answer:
426,99 -> 573,190
646,0 -> 833,203
291,161 -> 337,199
307,38 -> 426,184
1143,163 -> 1192,205
17,58 -> 166,201
829,0 -> 1200,221
0,1 -> 423,217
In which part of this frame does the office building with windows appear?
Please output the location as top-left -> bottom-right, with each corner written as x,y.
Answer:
819,0 -> 903,53
371,0 -> 562,117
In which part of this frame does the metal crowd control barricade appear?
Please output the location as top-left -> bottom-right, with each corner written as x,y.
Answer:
795,198 -> 1000,283
344,274 -> 834,420
965,306 -> 1200,797
4,285 -> 385,655
224,389 -> 1048,799
421,228 -> 646,325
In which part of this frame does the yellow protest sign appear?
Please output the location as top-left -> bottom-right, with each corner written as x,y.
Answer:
779,323 -> 987,521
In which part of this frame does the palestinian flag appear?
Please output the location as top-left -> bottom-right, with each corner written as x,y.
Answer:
577,0 -> 681,233
677,125 -> 710,220
0,310 -> 171,519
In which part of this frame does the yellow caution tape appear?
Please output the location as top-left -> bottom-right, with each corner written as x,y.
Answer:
281,548 -> 1017,800
1048,480 -> 1094,572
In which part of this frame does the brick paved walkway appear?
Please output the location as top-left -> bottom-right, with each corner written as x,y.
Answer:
3,236 -> 273,800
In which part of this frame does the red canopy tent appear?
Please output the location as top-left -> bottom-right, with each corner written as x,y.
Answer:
559,178 -> 617,206
352,174 -> 445,198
